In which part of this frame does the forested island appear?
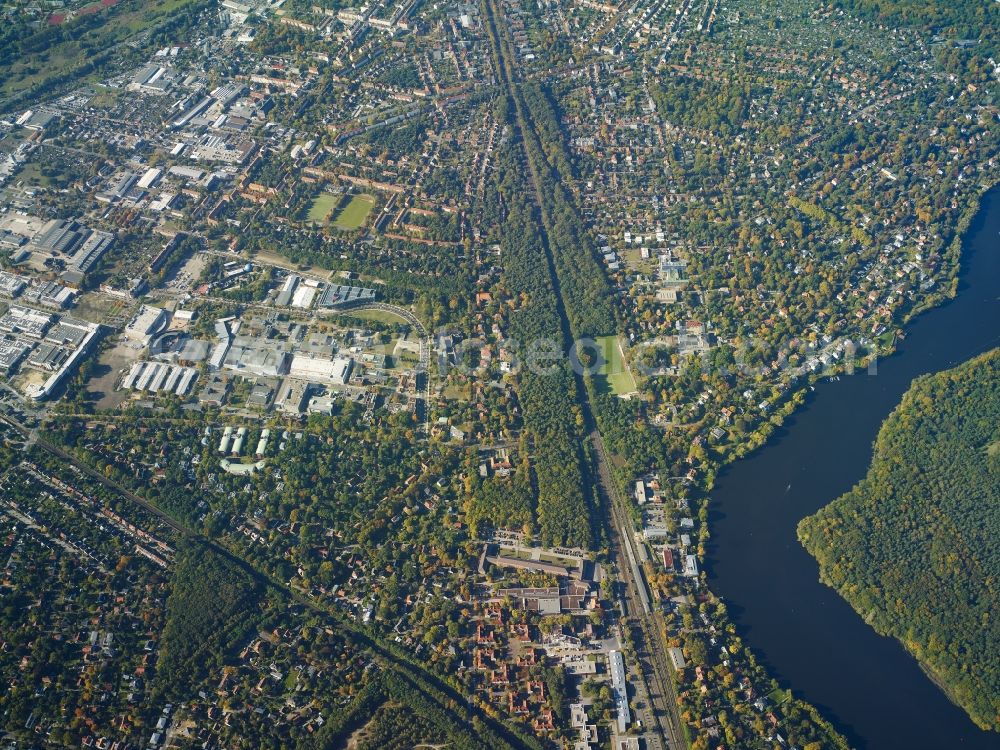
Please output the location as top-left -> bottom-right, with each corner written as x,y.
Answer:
798,349 -> 1000,731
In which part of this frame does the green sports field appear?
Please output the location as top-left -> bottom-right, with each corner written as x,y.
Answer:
333,194 -> 375,230
345,307 -> 408,325
306,192 -> 340,223
596,335 -> 637,395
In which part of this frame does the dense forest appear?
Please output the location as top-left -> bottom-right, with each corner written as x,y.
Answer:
155,542 -> 265,701
798,348 -> 1000,731
487,113 -> 596,549
518,81 -> 617,340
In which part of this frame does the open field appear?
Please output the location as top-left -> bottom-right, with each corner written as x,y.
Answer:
74,292 -> 134,326
596,335 -> 636,395
306,192 -> 340,224
333,194 -> 375,230
442,383 -> 471,400
344,307 -> 409,326
252,248 -> 335,280
622,247 -> 656,273
8,162 -> 51,189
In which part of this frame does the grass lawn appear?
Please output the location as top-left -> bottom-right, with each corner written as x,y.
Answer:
10,161 -> 50,188
442,383 -> 471,400
333,194 -> 375,230
307,192 -> 340,223
622,247 -> 656,273
345,307 -> 409,325
596,335 -> 637,395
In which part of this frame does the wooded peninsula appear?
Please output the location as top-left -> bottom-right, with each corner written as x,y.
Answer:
799,348 -> 1000,731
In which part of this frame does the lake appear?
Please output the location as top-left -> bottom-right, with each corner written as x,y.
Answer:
705,186 -> 1000,750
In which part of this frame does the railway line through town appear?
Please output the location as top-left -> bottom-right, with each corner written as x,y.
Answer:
481,0 -> 687,744
595,428 -> 685,750
0,411 -> 542,750
0,413 -> 191,537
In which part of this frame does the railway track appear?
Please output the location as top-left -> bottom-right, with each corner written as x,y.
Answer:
1,411 -> 540,750
479,0 -> 687,742
0,414 -> 190,537
593,429 -> 685,749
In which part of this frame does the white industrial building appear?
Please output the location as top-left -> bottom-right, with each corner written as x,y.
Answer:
608,650 -> 631,734
218,426 -> 233,453
27,318 -> 100,401
123,305 -> 167,344
0,305 -> 53,338
288,354 -> 353,385
120,361 -> 197,397
231,427 -> 247,455
255,429 -> 270,457
137,167 -> 163,189
683,554 -> 699,578
222,340 -> 289,378
0,271 -> 27,299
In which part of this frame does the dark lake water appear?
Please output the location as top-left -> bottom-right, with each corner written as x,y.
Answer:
705,186 -> 1000,750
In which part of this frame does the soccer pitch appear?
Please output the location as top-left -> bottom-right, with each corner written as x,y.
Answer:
596,335 -> 637,395
333,194 -> 375,230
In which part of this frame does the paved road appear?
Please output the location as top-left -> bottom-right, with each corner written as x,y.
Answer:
593,428 -> 684,750
171,256 -> 433,434
0,414 -> 191,536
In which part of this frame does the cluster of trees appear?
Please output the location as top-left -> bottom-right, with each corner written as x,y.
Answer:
0,501 -> 170,745
834,0 -> 999,53
650,76 -> 750,136
402,208 -> 464,243
378,669 -> 544,750
788,196 -> 872,247
518,82 -> 616,340
302,678 -> 385,749
51,402 -> 549,746
476,3 -> 634,548
375,62 -> 423,91
359,116 -> 428,157
593,393 -> 680,478
155,541 -> 266,701
464,460 -> 536,536
309,665 -> 545,750
799,349 -> 1000,730
353,703 -> 447,750
486,114 -> 595,549
0,0 -> 133,71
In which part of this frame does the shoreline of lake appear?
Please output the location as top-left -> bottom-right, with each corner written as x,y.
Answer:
705,185 -> 1000,749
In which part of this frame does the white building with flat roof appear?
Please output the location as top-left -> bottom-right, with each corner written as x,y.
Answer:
123,305 -> 167,344
137,167 -> 163,189
608,650 -> 631,734
683,554 -> 699,578
0,305 -> 53,338
289,354 -> 353,385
